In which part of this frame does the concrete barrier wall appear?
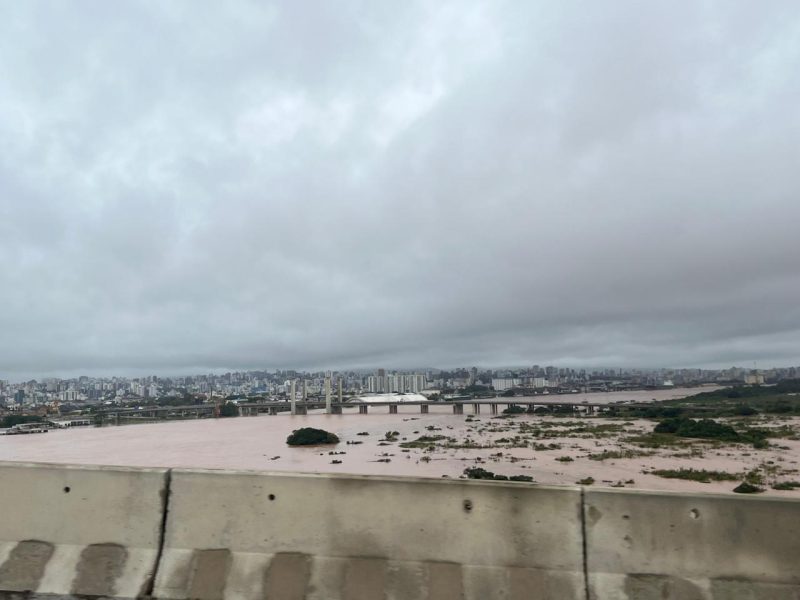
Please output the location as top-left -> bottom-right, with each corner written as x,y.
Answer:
584,488 -> 800,599
3,461 -> 800,600
154,470 -> 585,600
0,461 -> 168,598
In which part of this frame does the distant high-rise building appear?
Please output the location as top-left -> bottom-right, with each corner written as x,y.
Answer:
367,371 -> 426,394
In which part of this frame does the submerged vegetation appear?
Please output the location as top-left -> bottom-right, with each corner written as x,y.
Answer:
588,449 -> 654,461
625,417 -> 772,449
601,381 -> 800,419
733,482 -> 763,494
463,467 -> 534,482
399,435 -> 450,449
772,481 -> 800,491
651,468 -> 739,483
270,383 -> 800,495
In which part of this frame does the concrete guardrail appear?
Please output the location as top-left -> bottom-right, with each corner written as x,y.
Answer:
0,462 -> 168,599
584,487 -> 800,599
153,469 -> 584,600
1,461 -> 800,599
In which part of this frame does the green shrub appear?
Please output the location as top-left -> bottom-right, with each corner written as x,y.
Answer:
772,481 -> 800,490
399,435 -> 448,448
464,467 -> 497,480
588,449 -> 652,461
651,468 -> 739,483
533,442 -> 562,451
733,482 -> 763,494
502,405 -> 525,414
463,467 -> 515,481
768,402 -> 793,414
286,428 -> 340,446
652,417 -> 767,448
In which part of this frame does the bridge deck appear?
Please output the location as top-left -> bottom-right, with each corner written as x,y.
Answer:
97,397 -> 680,418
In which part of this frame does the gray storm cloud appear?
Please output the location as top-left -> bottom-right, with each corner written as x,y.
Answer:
1,1 -> 799,378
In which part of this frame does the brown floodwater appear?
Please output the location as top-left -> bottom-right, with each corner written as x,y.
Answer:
7,385 -> 794,497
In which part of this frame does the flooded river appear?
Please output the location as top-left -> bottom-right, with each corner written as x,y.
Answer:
5,386 -> 797,497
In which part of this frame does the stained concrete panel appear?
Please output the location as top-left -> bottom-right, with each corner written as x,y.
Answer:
155,469 -> 585,600
0,461 -> 167,598
584,488 -> 800,599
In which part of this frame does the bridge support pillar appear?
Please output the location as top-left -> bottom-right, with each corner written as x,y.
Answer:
421,405 -> 429,414
332,405 -> 342,414
359,405 -> 369,414
453,404 -> 463,415
325,374 -> 332,415
472,403 -> 480,414
269,407 -> 277,415
490,403 -> 498,415
389,405 -> 398,414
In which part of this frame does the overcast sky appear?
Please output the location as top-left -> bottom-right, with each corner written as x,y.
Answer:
1,1 -> 799,380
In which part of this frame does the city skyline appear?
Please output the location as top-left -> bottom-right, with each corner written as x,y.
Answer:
1,361 -> 794,387
1,358 -> 798,385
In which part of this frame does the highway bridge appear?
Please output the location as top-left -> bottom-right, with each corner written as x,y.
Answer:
94,398 -> 670,424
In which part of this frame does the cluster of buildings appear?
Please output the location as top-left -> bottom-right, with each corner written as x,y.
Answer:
1,364 -> 797,413
365,370 -> 427,394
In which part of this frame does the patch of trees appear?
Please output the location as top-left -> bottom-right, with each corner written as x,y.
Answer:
286,427 -> 340,446
1,415 -> 43,428
462,384 -> 490,395
605,402 -> 763,419
691,380 -> 800,401
219,402 -> 239,417
655,417 -> 738,440
652,417 -> 768,448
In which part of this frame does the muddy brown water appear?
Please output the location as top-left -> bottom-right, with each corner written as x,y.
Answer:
7,386 -> 796,496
